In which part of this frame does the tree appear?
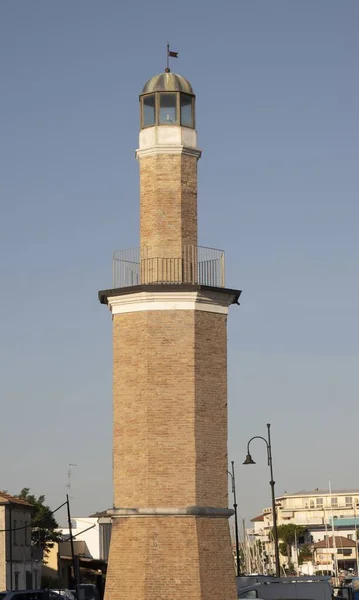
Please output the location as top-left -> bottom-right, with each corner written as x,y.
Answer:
279,541 -> 288,557
16,488 -> 61,559
298,543 -> 313,565
276,524 -> 306,566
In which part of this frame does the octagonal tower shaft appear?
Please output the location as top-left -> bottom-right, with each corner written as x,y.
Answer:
139,151 -> 198,248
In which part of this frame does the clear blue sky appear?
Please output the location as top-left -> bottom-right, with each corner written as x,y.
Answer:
0,1 -> 358,526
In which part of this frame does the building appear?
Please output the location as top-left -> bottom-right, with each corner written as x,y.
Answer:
247,514 -> 277,574
0,493 -> 42,591
277,490 -> 359,533
60,513 -> 112,561
250,490 -> 359,574
313,536 -> 358,574
44,513 -> 111,590
98,66 -> 241,599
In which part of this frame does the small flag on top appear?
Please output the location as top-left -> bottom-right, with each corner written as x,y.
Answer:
166,43 -> 179,71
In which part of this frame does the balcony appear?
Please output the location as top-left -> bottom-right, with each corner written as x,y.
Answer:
112,245 -> 225,288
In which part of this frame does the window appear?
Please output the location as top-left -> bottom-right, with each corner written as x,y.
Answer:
15,571 -> 20,590
310,500 -> 315,508
346,496 -> 353,507
347,534 -> 353,540
316,498 -> 323,507
331,497 -> 338,507
180,94 -> 193,127
13,519 -> 18,545
24,521 -> 29,545
159,93 -> 177,124
142,94 -> 155,127
26,571 -> 32,589
337,548 -> 352,556
239,591 -> 258,599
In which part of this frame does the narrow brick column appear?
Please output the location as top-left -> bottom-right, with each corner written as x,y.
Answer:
139,153 -> 198,251
138,151 -> 199,284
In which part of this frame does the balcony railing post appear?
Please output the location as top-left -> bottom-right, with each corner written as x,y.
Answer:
220,252 -> 225,287
112,252 -> 116,288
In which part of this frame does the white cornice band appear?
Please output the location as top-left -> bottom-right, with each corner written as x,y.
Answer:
136,145 -> 202,160
108,506 -> 234,518
107,290 -> 237,315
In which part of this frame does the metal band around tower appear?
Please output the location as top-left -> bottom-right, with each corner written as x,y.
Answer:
108,506 -> 234,518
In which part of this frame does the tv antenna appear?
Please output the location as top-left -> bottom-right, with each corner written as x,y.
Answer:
67,463 -> 78,499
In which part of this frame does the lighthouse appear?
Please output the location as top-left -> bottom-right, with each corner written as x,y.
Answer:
99,67 -> 241,600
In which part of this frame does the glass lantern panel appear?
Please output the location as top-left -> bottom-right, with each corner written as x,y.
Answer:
159,93 -> 177,124
180,94 -> 193,127
142,95 -> 155,127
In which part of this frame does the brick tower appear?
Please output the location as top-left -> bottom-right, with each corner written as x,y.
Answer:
99,69 -> 241,600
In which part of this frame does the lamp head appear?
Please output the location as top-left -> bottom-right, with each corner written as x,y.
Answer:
243,454 -> 256,465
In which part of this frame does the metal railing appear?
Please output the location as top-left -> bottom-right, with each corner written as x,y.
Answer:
112,245 -> 225,288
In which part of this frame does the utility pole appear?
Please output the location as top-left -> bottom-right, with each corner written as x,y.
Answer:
66,494 -> 79,596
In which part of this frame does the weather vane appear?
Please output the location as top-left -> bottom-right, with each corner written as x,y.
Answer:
166,42 -> 178,72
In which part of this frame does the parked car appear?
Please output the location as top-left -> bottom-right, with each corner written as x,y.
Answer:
0,590 -> 74,600
0,592 -> 48,600
74,586 -> 98,600
46,591 -> 74,600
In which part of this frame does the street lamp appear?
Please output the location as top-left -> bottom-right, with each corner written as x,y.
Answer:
228,461 -> 241,576
243,423 -> 281,578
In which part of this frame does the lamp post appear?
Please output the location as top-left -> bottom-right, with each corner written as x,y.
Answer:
354,502 -> 359,576
228,461 -> 241,576
243,423 -> 280,578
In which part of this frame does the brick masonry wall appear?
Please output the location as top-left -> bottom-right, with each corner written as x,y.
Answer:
194,311 -> 228,507
113,309 -> 196,508
105,517 -> 237,600
112,309 -> 228,509
139,154 -> 198,256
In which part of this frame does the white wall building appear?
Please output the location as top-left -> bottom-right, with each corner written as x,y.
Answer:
250,489 -> 359,574
313,536 -> 358,573
60,512 -> 111,561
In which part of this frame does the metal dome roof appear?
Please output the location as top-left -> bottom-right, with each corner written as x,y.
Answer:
141,71 -> 194,95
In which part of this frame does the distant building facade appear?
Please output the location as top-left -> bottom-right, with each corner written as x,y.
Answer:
313,536 -> 357,573
249,489 -> 359,574
0,493 -> 42,591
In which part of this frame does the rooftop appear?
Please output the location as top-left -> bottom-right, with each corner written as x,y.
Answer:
251,514 -> 265,522
89,510 -> 109,518
277,490 -> 359,498
313,536 -> 356,549
0,492 -> 34,508
141,71 -> 194,95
